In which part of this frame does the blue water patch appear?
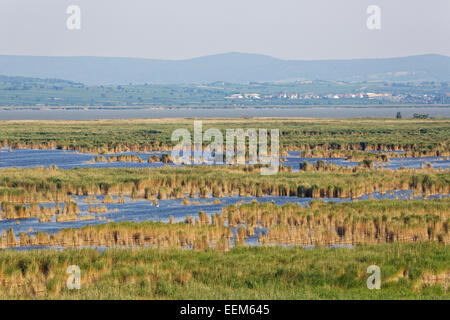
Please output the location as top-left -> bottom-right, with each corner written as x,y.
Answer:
1,107 -> 449,120
2,191 -> 448,239
0,147 -> 448,170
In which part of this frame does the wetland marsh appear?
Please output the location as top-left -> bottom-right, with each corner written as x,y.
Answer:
0,118 -> 448,299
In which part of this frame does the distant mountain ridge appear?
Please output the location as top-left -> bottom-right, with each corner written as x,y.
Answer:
0,52 -> 448,85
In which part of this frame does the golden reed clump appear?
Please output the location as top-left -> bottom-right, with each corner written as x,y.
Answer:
1,218 -> 232,251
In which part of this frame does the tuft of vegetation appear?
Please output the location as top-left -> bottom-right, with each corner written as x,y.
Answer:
0,243 -> 447,299
0,119 -> 448,156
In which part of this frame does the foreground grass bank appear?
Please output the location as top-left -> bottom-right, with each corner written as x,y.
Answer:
0,243 -> 448,299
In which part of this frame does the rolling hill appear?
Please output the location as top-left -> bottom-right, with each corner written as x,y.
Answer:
0,52 -> 448,85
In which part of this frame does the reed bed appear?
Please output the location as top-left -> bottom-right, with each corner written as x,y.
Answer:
0,167 -> 448,207
0,119 -> 448,156
0,119 -> 448,299
301,148 -> 448,159
1,199 -> 448,249
221,199 -> 450,246
89,154 -> 144,163
1,219 -> 232,251
0,201 -> 80,220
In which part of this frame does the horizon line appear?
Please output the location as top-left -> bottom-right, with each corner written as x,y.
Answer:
0,52 -> 448,62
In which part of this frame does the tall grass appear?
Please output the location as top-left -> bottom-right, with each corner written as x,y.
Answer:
0,119 -> 448,156
2,199 -> 448,249
0,166 -> 448,208
0,243 -> 447,299
222,199 -> 450,246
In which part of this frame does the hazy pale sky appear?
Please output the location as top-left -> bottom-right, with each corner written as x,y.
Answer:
1,0 -> 449,60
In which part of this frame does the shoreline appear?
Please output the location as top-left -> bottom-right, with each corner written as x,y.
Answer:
1,104 -> 450,110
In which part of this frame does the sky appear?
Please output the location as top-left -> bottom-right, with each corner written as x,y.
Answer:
1,0 -> 449,60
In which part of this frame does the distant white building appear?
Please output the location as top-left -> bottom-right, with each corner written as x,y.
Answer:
244,93 -> 260,99
225,93 -> 244,99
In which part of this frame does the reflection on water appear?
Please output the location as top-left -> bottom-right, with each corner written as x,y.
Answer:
2,191 -> 448,240
0,147 -> 172,169
1,145 -> 449,250
1,147 -> 449,170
